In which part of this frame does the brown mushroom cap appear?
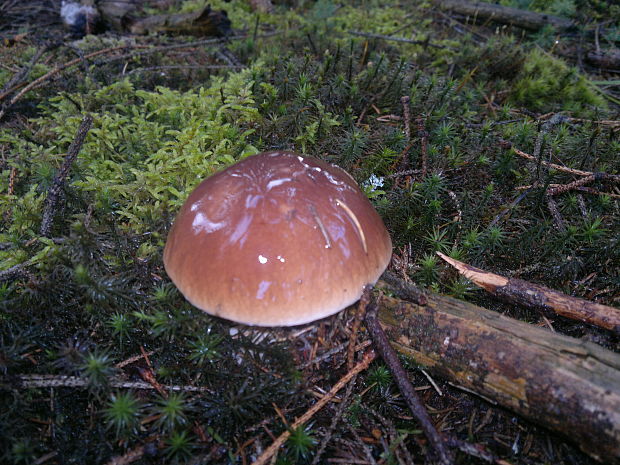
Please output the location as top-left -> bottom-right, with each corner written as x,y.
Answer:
163,151 -> 392,326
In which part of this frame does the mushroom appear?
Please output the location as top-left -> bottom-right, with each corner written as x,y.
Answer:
163,151 -> 392,326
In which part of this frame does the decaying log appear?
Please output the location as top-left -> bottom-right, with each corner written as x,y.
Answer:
128,5 -> 231,36
586,49 -> 620,70
376,289 -> 620,463
435,0 -> 573,31
248,0 -> 274,14
97,2 -> 232,37
436,252 -> 620,334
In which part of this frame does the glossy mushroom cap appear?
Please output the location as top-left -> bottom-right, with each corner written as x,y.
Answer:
164,151 -> 392,326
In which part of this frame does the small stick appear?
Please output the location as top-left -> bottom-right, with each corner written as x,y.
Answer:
366,406 -> 416,464
347,287 -> 371,370
13,374 -> 213,392
0,261 -> 31,282
93,33 -> 281,67
137,367 -> 167,398
400,96 -> 411,141
417,116 -> 428,178
346,422 -> 378,465
576,193 -> 588,217
547,173 -> 597,196
512,146 -> 620,180
546,194 -> 566,231
299,340 -> 371,369
385,168 -> 422,179
7,167 -> 17,196
124,64 -> 243,76
33,451 -> 58,465
40,114 -> 93,237
310,372 -> 359,465
437,251 -> 620,334
446,437 -> 512,465
420,368 -> 443,396
0,44 -> 52,100
251,350 -> 376,465
115,349 -> 159,369
0,47 -> 126,119
515,184 -> 620,198
390,142 -> 414,173
380,270 -> 427,306
348,30 -> 450,50
364,291 -> 453,465
105,439 -> 163,465
488,182 -> 538,228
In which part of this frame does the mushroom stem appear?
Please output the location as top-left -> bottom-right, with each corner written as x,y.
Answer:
363,289 -> 454,465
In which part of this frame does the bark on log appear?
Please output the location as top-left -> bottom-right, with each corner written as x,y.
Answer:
435,0 -> 573,31
376,290 -> 620,463
586,49 -> 620,70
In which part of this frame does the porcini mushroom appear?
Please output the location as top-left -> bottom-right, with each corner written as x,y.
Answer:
163,151 -> 392,326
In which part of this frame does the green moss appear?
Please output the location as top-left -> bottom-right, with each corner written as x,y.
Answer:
509,48 -> 606,114
0,66 -> 262,243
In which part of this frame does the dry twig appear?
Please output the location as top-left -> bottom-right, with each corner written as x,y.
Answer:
515,184 -> 620,198
0,46 -> 127,120
0,43 -> 53,100
11,374 -> 213,393
251,350 -> 376,465
546,194 -> 566,231
349,30 -> 451,49
347,290 -> 370,370
401,96 -> 411,141
437,251 -> 620,333
512,146 -> 620,180
105,440 -> 163,465
417,116 -> 429,178
364,290 -> 453,465
40,114 -> 93,237
310,371 -> 360,465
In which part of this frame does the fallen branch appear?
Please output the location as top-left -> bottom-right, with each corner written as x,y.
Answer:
365,293 -> 454,465
516,183 -> 620,198
417,116 -> 429,178
538,114 -> 620,129
0,46 -> 127,120
124,64 -> 243,76
434,0 -> 573,31
586,48 -> 620,69
436,252 -> 620,333
512,145 -> 620,180
0,43 -> 53,100
7,374 -> 213,393
376,281 -> 620,462
40,114 -> 93,237
251,350 -> 376,465
547,173 -> 608,196
349,30 -> 450,49
0,261 -> 31,282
